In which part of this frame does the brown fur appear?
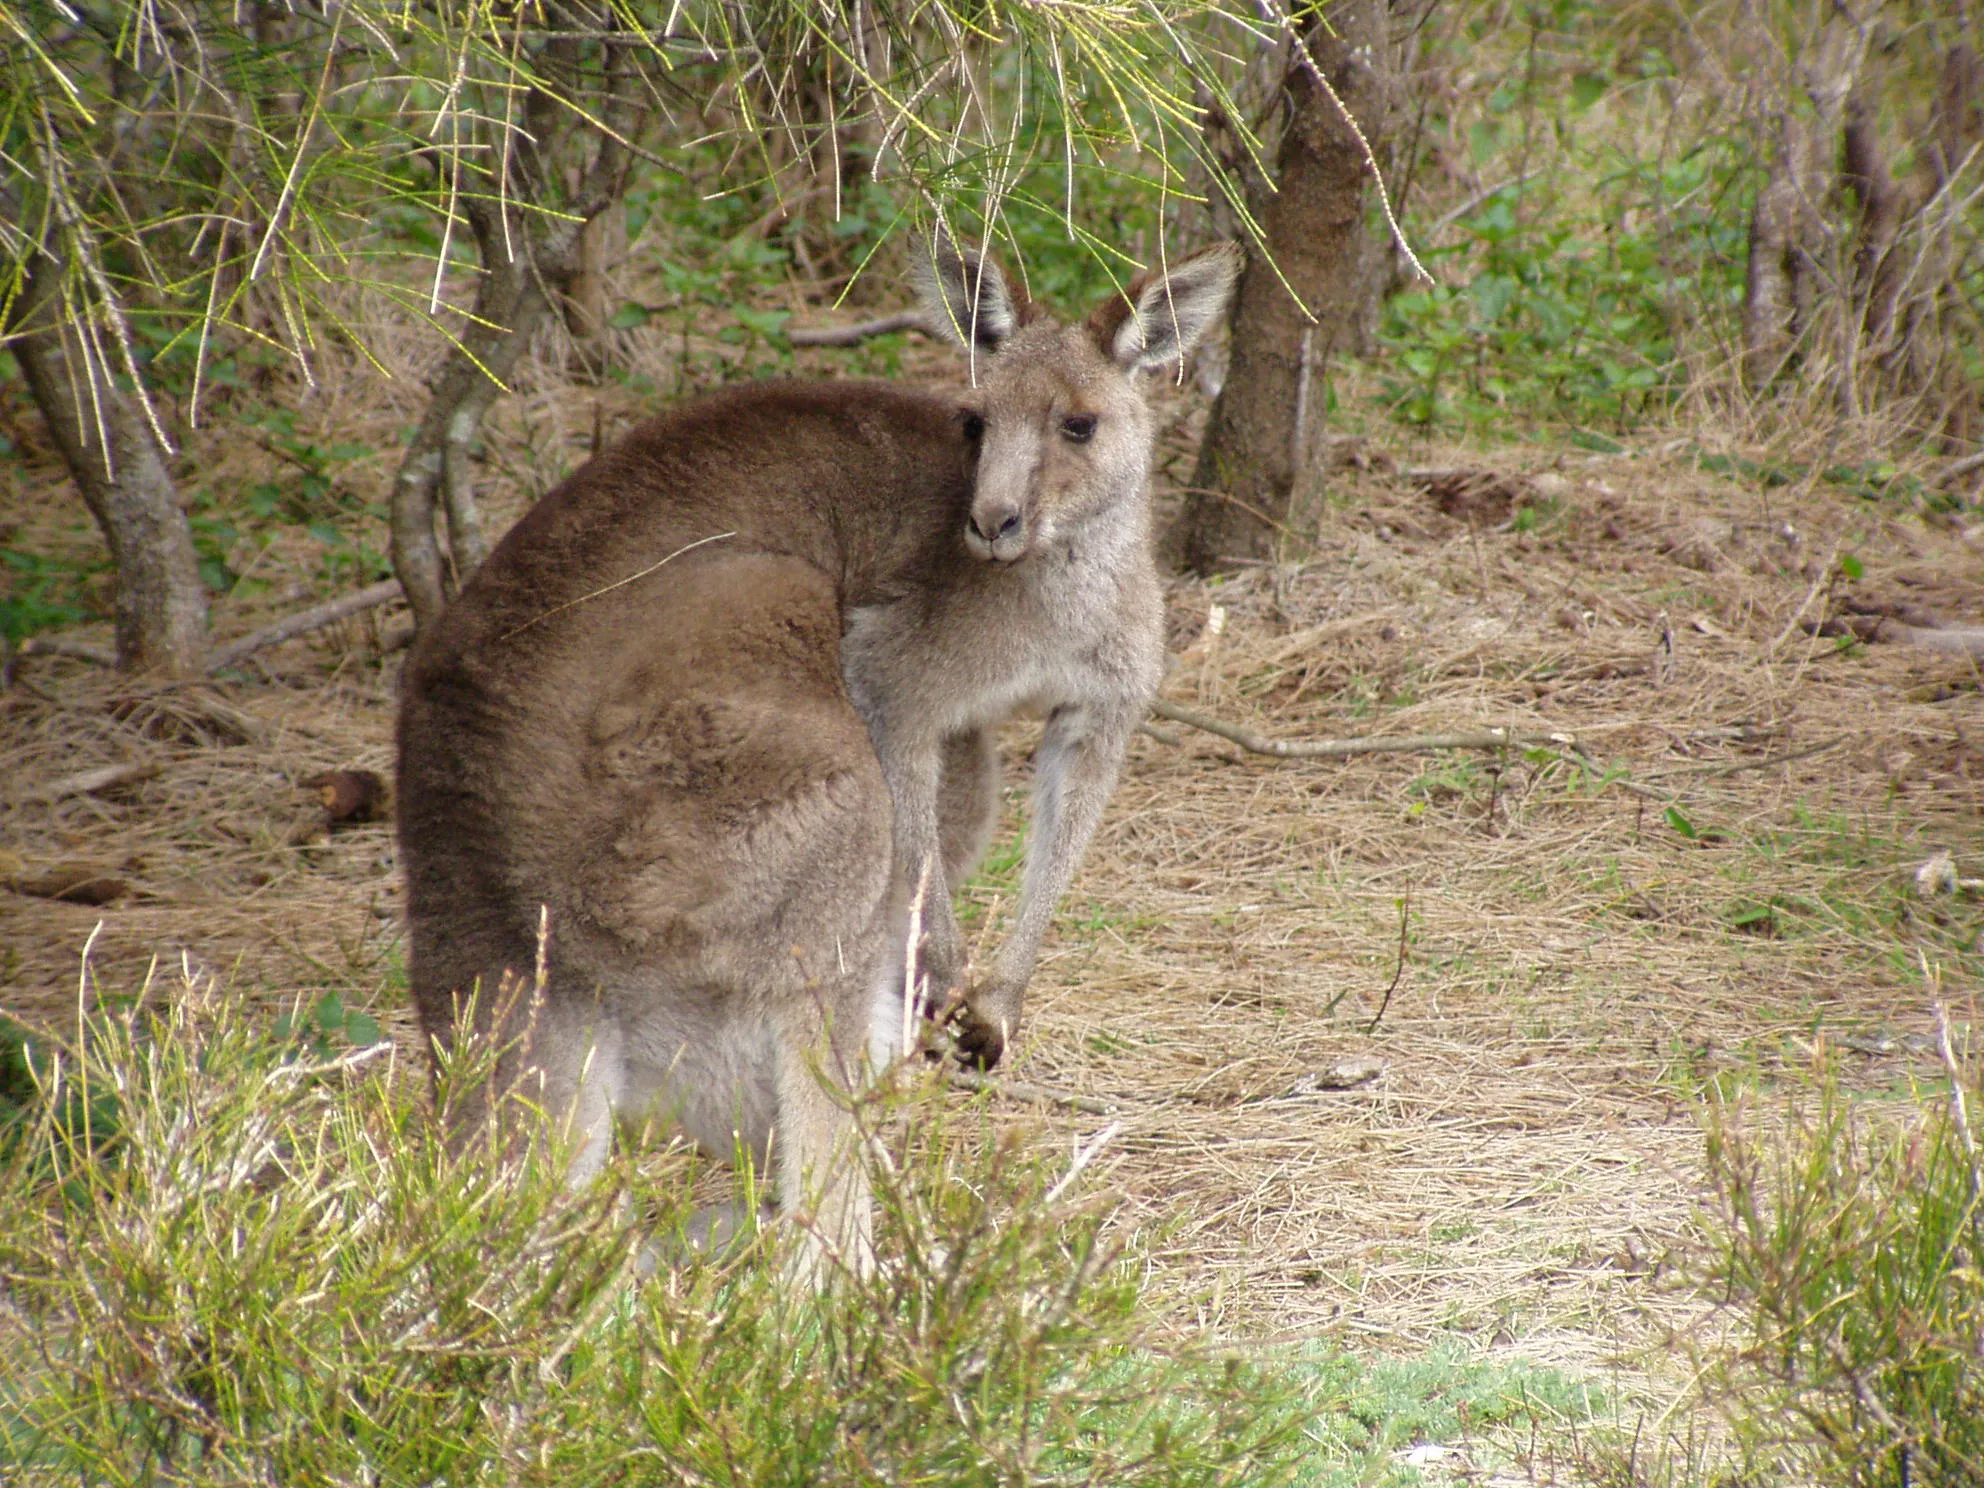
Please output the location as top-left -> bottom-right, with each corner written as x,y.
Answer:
397,242 -> 1239,1281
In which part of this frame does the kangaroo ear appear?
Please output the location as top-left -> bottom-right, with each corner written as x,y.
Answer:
917,230 -> 1021,351
1099,242 -> 1242,373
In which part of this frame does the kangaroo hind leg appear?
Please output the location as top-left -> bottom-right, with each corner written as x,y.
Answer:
771,995 -> 873,1287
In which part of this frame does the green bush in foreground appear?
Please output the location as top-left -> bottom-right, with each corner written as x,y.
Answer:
0,972 -> 1325,1486
1697,1027 -> 1984,1487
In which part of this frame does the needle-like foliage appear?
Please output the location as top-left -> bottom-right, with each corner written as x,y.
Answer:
0,960 -> 1321,1485
0,1 -> 1274,434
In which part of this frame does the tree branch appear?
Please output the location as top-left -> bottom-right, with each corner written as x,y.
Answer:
17,635 -> 117,666
948,1069 -> 1124,1116
206,579 -> 404,672
18,760 -> 161,804
786,310 -> 930,346
1149,699 -> 1567,759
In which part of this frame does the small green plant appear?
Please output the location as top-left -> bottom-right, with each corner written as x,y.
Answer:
1694,1032 -> 1984,1485
1406,757 -> 1484,807
271,989 -> 383,1059
0,547 -> 102,643
0,965 -> 1342,1486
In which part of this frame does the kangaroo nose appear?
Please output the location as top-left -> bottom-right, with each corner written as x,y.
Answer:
970,505 -> 1022,545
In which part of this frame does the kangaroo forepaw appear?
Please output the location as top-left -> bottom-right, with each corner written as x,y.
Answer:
947,996 -> 1011,1071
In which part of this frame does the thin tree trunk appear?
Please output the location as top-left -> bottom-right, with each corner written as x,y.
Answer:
1169,2 -> 1397,576
1740,13 -> 1862,390
562,199 -> 626,377
390,22 -> 647,632
11,249 -> 208,673
390,216 -> 552,628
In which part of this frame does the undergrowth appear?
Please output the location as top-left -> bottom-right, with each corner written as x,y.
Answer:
0,962 -> 1598,1486
1693,1018 -> 1984,1486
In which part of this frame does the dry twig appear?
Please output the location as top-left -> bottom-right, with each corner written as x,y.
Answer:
786,311 -> 930,347
949,1068 -> 1124,1116
17,760 -> 162,804
17,635 -> 117,666
1151,699 -> 1566,759
207,579 -> 404,672
1367,888 -> 1410,1034
1654,735 -> 1846,780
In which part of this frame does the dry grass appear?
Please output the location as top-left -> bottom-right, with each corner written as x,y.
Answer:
6,296 -> 1984,1458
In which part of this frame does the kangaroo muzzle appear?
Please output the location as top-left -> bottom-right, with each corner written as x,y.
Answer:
965,500 -> 1028,562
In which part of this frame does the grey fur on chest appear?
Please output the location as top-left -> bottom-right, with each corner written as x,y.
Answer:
841,538 -> 1159,741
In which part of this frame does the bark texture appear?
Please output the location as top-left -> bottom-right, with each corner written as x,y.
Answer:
1741,14 -> 1862,389
1169,2 -> 1399,576
12,249 -> 209,673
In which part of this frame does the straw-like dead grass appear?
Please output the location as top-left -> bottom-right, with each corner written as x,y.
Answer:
6,310 -> 1984,1449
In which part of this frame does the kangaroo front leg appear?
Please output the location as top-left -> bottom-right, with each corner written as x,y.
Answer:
954,703 -> 1133,1069
872,724 -> 969,1006
936,727 -> 1000,889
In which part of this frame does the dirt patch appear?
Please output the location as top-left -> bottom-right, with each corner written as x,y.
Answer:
6,354 -> 1984,1429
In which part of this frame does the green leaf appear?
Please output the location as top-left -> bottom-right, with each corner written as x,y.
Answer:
608,302 -> 653,330
1839,554 -> 1864,581
1664,805 -> 1698,840
735,307 -> 792,338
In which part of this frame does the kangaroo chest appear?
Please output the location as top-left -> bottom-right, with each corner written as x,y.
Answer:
842,538 -> 1160,742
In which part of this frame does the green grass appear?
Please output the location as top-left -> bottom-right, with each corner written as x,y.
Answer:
1693,1040 -> 1984,1485
0,545 -> 104,644
0,967 -> 1615,1486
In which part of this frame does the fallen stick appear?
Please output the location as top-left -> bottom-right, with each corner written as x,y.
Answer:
949,1069 -> 1123,1116
1150,699 -> 1568,759
1657,735 -> 1846,780
1565,748 -> 1672,803
19,760 -> 162,804
17,635 -> 116,666
1806,614 -> 1984,661
786,311 -> 929,347
206,579 -> 404,672
1938,449 -> 1984,487
1151,699 -> 1690,809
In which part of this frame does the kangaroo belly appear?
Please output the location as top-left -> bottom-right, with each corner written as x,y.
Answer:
617,1010 -> 780,1165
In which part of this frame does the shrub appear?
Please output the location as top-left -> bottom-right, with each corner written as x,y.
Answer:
0,968 -> 1319,1485
1694,1022 -> 1984,1486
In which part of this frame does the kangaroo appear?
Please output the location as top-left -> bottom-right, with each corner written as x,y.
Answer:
396,235 -> 1238,1279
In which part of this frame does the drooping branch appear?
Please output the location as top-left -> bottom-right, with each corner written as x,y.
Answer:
390,22 -> 653,632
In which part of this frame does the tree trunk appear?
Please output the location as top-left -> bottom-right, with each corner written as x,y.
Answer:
562,200 -> 626,377
390,220 -> 555,629
390,21 -> 648,632
1168,2 -> 1398,576
12,249 -> 209,674
1740,13 -> 1862,390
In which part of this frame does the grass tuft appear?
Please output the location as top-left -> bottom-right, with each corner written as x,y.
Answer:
1692,1015 -> 1984,1486
0,963 -> 1351,1485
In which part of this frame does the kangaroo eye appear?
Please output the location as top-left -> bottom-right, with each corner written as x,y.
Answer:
959,410 -> 986,441
1061,415 -> 1096,444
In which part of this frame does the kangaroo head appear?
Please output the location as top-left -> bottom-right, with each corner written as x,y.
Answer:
918,235 -> 1241,564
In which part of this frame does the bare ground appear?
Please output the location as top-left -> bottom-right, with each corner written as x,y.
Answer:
6,327 -> 1984,1452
